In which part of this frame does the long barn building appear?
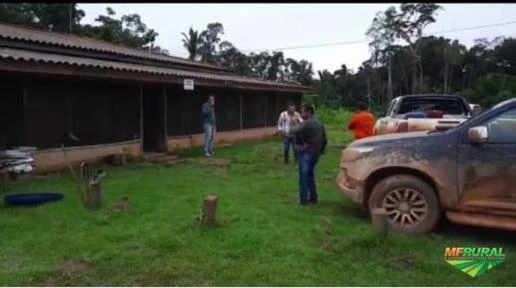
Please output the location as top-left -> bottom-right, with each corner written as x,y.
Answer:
0,22 -> 310,173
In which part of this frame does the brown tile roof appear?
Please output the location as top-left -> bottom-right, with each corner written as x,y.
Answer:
0,22 -> 231,72
0,47 -> 311,91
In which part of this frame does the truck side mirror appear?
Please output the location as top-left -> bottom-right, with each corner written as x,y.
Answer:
468,126 -> 488,145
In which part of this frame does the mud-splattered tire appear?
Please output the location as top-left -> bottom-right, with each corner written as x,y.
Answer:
368,174 -> 441,235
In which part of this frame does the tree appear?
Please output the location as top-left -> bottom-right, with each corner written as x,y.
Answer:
248,52 -> 271,79
494,38 -> 516,75
217,41 -> 251,75
286,58 -> 314,86
179,21 -> 315,85
442,39 -> 466,93
0,3 -> 36,27
367,8 -> 397,103
181,28 -> 202,60
385,3 -> 442,93
198,22 -> 224,63
0,3 -> 85,33
77,7 -> 161,52
266,51 -> 285,80
0,4 -> 165,53
315,70 -> 338,106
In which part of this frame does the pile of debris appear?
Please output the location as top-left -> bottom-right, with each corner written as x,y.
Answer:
0,146 -> 36,177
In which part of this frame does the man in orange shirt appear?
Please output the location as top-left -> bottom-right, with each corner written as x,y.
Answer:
347,104 -> 376,140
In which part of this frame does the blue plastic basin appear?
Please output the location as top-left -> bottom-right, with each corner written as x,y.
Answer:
3,193 -> 64,206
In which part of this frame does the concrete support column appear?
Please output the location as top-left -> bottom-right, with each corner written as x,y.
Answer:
239,92 -> 243,139
264,94 -> 268,127
162,86 -> 168,153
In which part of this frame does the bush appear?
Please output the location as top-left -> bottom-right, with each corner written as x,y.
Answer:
458,74 -> 516,108
315,107 -> 354,127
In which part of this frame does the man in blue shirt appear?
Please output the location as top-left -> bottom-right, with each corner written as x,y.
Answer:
201,95 -> 216,156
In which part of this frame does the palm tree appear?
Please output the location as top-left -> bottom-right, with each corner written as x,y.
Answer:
181,28 -> 202,60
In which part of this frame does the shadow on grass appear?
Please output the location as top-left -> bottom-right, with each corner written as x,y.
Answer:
317,199 -> 369,221
326,197 -> 516,248
434,218 -> 516,246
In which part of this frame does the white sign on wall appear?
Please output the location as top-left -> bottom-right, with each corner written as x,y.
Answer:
184,79 -> 194,91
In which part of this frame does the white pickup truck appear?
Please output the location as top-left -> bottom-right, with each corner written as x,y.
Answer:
374,94 -> 474,135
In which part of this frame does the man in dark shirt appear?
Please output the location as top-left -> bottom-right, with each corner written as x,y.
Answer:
202,95 -> 216,156
289,105 -> 328,205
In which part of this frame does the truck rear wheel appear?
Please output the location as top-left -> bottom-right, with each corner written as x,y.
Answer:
368,174 -> 441,234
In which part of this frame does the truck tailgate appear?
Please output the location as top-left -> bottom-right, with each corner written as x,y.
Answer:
407,118 -> 466,132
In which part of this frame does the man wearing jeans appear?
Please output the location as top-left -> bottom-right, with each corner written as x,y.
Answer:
288,105 -> 327,205
277,103 -> 303,165
202,95 -> 216,156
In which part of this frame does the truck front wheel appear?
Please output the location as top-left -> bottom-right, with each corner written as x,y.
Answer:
368,174 -> 441,234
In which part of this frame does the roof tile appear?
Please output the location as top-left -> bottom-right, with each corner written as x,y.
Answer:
0,47 -> 310,91
0,22 -> 230,71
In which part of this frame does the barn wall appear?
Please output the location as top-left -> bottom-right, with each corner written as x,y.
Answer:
0,75 -> 25,150
32,141 -> 141,173
1,66 -> 306,173
167,127 -> 276,151
213,88 -> 240,132
24,77 -> 140,149
242,91 -> 267,129
167,86 -> 243,137
195,86 -> 242,132
266,93 -> 278,127
166,86 -> 289,138
166,84 -> 189,136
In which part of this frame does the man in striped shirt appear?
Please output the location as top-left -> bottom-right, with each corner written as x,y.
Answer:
277,103 -> 303,165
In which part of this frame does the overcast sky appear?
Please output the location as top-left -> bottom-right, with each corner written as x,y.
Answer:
78,3 -> 516,74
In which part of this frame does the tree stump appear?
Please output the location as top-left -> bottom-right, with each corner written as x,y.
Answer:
372,208 -> 389,236
201,195 -> 218,226
86,182 -> 103,209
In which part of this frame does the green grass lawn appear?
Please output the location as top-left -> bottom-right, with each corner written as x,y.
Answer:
1,126 -> 515,286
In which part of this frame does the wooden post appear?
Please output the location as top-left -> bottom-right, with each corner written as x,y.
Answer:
22,79 -> 28,108
139,84 -> 144,155
162,86 -> 168,153
239,92 -> 243,139
87,182 -> 102,209
201,195 -> 218,226
67,94 -> 73,135
22,78 -> 29,145
187,89 -> 192,147
264,94 -> 268,127
275,92 -> 279,117
372,208 -> 389,236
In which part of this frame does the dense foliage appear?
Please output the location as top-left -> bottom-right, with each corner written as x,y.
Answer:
314,3 -> 516,112
0,3 -> 168,54
181,22 -> 314,85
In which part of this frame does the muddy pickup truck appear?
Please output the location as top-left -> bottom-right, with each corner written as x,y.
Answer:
337,98 -> 516,234
374,94 -> 474,135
